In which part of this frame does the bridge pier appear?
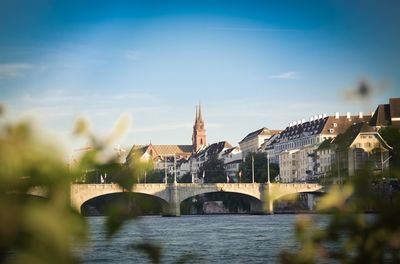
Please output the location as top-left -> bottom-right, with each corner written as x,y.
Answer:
262,183 -> 274,214
163,184 -> 180,217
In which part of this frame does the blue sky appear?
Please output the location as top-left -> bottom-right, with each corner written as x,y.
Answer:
0,0 -> 399,152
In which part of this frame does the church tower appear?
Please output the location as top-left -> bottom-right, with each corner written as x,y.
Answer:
192,104 -> 206,153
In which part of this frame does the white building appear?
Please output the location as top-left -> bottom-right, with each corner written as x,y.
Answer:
187,141 -> 233,180
221,146 -> 243,180
269,113 -> 371,182
239,127 -> 281,159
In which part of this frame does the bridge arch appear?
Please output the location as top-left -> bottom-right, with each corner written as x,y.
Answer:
176,183 -> 263,205
70,184 -> 170,213
80,192 -> 169,216
180,191 -> 262,214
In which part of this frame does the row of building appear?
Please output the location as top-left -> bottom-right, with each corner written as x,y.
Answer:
257,98 -> 399,182
80,98 -> 399,184
125,105 -> 243,182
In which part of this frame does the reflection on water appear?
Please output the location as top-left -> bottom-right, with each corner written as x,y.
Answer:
75,215 -> 329,263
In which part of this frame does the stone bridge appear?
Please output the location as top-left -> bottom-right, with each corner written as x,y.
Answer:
68,183 -> 324,216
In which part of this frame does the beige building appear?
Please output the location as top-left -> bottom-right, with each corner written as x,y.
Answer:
239,127 -> 281,159
331,122 -> 392,178
314,139 -> 333,178
279,146 -> 314,183
312,122 -> 392,183
270,112 -> 371,182
126,104 -> 207,176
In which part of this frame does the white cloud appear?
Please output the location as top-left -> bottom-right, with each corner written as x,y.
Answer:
0,63 -> 33,78
269,71 -> 300,80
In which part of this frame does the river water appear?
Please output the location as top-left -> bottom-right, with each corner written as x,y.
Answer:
76,214 -> 324,263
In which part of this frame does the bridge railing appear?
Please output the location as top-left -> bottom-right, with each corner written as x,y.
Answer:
71,183 -> 323,191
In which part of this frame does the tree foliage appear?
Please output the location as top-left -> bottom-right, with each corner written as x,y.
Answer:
0,119 -> 87,263
179,172 -> 193,183
379,126 -> 400,172
199,154 -> 226,183
280,167 -> 400,263
239,153 -> 279,183
0,111 -> 174,264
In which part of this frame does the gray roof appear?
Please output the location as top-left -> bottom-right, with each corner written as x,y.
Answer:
370,98 -> 400,127
239,127 -> 281,144
270,115 -> 371,145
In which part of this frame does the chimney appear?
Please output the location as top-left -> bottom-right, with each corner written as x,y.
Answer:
346,112 -> 351,119
335,112 -> 339,119
359,112 -> 363,118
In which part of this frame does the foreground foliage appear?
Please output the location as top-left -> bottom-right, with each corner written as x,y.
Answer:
0,113 -> 174,263
280,168 -> 400,263
2,108 -> 400,263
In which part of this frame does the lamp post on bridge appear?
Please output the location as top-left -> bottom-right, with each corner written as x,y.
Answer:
173,154 -> 177,184
164,155 -> 167,184
251,154 -> 255,184
380,146 -> 391,179
267,152 -> 270,184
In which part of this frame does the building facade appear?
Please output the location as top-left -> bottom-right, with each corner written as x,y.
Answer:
239,127 -> 281,158
126,104 -> 207,177
328,122 -> 391,181
267,112 -> 371,182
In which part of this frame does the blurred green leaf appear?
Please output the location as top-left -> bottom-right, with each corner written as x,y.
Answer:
73,117 -> 90,136
131,242 -> 163,264
104,200 -> 137,238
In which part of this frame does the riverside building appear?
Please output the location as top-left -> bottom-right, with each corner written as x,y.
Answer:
265,112 -> 371,182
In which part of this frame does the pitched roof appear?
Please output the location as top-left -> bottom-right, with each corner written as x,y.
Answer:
193,141 -> 232,158
239,127 -> 281,143
261,133 -> 280,150
369,98 -> 400,127
222,147 -> 239,156
126,144 -> 193,162
272,114 -> 371,145
331,122 -> 376,150
317,138 -> 334,150
390,98 -> 400,119
369,104 -> 391,127
148,144 -> 193,155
